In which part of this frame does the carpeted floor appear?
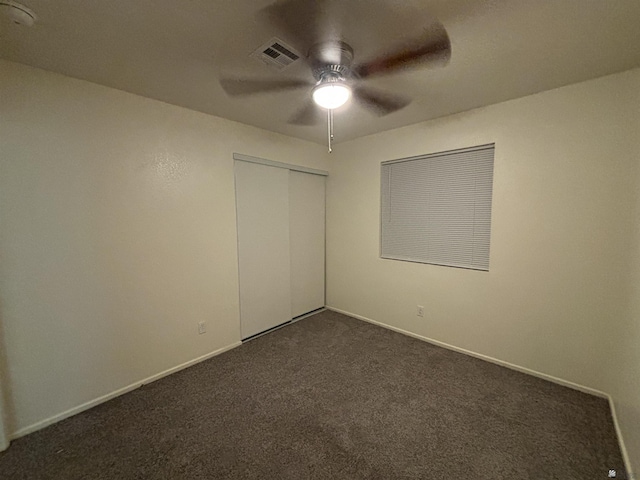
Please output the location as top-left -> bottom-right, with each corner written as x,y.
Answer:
0,310 -> 626,479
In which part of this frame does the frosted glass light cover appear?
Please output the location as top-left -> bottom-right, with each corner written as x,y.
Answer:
0,1 -> 36,26
312,83 -> 351,110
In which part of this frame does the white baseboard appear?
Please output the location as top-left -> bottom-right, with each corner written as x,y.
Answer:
11,341 -> 242,440
326,306 -> 634,474
608,397 -> 634,478
326,306 -> 607,396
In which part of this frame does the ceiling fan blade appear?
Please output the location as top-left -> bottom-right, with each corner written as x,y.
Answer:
353,86 -> 411,116
354,23 -> 451,79
259,0 -> 339,53
219,78 -> 311,96
288,99 -> 323,126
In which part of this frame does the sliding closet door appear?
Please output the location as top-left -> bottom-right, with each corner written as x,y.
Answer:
235,160 -> 292,339
289,171 -> 325,318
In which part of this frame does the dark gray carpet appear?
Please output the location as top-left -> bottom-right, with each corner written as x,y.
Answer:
0,311 -> 626,479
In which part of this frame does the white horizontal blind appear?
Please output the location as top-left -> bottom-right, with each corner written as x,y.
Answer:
381,144 -> 495,271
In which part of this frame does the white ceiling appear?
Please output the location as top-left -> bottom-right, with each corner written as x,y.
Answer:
2,0 -> 640,145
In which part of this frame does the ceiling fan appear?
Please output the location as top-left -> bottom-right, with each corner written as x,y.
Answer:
219,0 -> 452,151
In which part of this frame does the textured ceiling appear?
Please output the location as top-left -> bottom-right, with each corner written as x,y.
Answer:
1,0 -> 640,145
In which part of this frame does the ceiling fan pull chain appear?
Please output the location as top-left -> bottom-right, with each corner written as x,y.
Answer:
327,108 -> 333,153
330,109 -> 335,143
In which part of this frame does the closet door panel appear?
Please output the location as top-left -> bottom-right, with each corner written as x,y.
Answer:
289,171 -> 325,318
235,161 -> 292,339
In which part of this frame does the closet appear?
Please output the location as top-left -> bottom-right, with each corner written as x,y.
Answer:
234,154 -> 326,339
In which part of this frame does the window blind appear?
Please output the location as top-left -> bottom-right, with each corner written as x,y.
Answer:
380,144 -> 495,271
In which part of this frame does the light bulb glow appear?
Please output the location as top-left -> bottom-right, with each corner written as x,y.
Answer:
312,83 -> 351,109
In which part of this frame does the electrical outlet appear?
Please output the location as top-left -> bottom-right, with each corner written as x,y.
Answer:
198,321 -> 206,334
417,305 -> 424,317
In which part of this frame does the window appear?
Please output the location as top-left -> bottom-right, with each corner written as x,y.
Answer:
380,144 -> 495,271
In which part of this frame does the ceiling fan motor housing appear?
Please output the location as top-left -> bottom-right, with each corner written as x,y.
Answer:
309,41 -> 354,82
314,65 -> 350,85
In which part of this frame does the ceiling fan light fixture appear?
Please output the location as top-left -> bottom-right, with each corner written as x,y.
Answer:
312,82 -> 351,110
0,0 -> 36,26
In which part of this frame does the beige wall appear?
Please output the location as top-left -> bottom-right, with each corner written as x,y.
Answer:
0,382 -> 7,451
0,309 -> 8,450
326,68 -> 640,468
0,60 -> 328,436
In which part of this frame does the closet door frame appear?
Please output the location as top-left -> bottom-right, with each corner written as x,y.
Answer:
233,153 -> 328,340
233,153 -> 328,177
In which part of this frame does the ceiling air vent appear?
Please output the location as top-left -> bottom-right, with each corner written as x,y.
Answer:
251,38 -> 301,70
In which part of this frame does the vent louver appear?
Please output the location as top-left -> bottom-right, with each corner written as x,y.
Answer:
252,38 -> 301,70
